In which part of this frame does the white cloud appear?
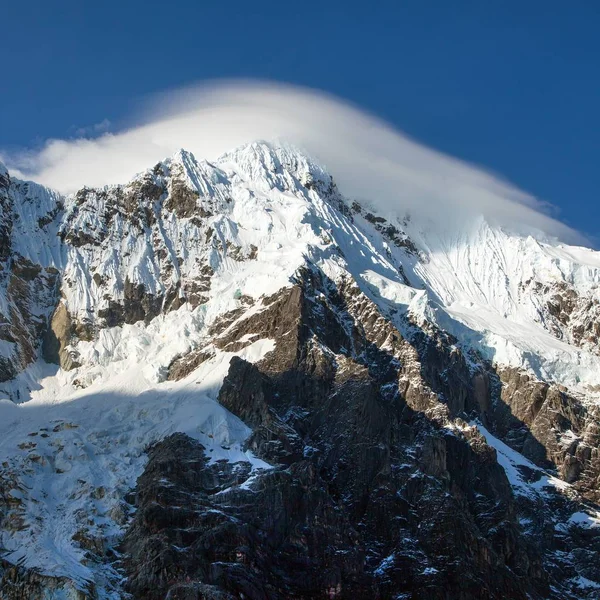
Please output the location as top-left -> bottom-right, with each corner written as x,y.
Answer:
0,80 -> 583,244
73,118 -> 112,138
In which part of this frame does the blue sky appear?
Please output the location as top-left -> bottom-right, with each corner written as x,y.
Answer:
1,1 -> 599,239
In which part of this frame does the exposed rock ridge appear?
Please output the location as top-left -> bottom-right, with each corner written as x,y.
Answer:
122,267 -> 573,600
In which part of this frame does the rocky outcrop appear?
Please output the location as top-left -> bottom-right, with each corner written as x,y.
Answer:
122,433 -> 366,600
0,561 -> 89,600
0,261 -> 59,382
42,302 -> 82,370
0,151 -> 226,380
394,315 -> 600,598
493,367 -> 600,503
523,279 -> 600,356
122,269 -> 555,599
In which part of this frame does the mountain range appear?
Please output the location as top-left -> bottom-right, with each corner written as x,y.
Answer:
0,142 -> 599,599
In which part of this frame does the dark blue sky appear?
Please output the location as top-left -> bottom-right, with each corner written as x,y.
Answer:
2,1 -> 599,239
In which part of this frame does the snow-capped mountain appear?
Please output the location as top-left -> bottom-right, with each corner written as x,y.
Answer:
0,142 -> 599,599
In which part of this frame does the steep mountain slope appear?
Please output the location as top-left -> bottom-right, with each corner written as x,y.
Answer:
0,143 -> 599,599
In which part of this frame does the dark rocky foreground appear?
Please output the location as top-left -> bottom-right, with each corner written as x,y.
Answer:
116,268 -> 600,600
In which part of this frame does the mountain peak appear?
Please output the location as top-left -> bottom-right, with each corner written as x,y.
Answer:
168,147 -> 199,168
219,139 -> 327,178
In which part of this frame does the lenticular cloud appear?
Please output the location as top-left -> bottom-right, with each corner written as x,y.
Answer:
0,79 -> 581,243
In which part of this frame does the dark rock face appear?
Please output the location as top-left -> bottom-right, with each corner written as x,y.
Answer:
0,561 -> 89,600
121,268 -> 572,600
353,204 -> 418,255
122,434 -> 367,600
167,348 -> 215,381
165,182 -> 201,219
97,278 -> 166,328
493,367 -> 600,504
0,255 -> 59,382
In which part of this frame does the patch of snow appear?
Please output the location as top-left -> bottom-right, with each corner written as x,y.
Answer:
568,511 -> 600,529
0,333 -> 274,596
472,422 -> 572,498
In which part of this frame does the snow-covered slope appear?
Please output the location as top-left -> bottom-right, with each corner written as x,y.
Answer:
3,142 -> 599,395
401,219 -> 600,392
1,142 -> 600,599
